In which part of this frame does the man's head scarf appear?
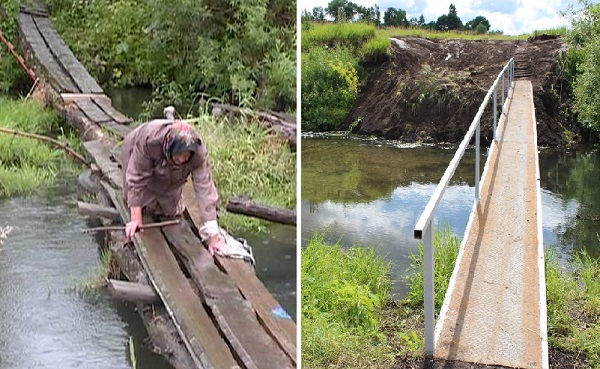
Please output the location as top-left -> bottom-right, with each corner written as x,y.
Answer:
162,121 -> 201,162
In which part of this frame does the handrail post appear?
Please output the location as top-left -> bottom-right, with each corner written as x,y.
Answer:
493,86 -> 497,141
423,220 -> 435,357
502,71 -> 505,109
475,118 -> 480,202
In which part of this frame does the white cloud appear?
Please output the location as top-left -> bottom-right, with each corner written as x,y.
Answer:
299,0 -> 578,35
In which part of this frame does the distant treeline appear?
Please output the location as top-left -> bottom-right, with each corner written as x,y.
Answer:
301,1 -> 497,34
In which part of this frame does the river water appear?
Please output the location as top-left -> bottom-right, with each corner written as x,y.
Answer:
0,89 -> 296,368
0,175 -> 170,368
301,134 -> 600,298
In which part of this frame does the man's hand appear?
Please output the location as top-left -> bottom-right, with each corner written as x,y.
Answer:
125,219 -> 143,239
207,234 -> 226,256
126,206 -> 143,240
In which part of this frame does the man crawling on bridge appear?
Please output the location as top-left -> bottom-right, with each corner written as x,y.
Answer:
120,112 -> 226,255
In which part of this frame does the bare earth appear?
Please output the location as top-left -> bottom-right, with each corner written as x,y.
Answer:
342,35 -> 580,147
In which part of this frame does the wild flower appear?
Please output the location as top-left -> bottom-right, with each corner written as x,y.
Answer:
0,225 -> 13,244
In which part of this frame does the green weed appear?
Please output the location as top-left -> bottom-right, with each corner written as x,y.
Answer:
189,113 -> 295,233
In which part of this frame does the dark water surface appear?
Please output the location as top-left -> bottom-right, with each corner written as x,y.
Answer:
0,175 -> 170,369
301,135 -> 600,298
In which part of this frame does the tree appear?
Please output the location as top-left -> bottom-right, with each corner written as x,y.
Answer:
566,1 -> 600,133
466,16 -> 490,32
436,4 -> 462,30
383,7 -> 408,27
326,0 -> 360,22
312,6 -> 325,22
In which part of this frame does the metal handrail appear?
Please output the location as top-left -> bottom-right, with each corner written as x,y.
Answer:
413,57 -> 514,357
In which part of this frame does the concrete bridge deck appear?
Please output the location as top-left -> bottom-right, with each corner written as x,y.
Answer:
435,81 -> 548,368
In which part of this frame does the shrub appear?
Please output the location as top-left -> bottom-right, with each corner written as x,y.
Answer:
301,46 -> 361,131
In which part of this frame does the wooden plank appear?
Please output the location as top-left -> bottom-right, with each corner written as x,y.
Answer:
75,98 -> 113,123
163,223 -> 294,369
33,16 -> 103,94
18,13 -> 77,92
61,93 -> 111,104
93,96 -> 132,124
103,183 -> 239,369
182,183 -> 297,364
101,121 -> 132,139
83,140 -> 123,189
19,5 -> 49,18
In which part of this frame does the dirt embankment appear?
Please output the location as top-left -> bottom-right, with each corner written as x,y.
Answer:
342,36 -> 579,147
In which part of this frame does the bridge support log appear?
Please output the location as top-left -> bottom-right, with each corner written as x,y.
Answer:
77,201 -> 120,221
107,279 -> 160,305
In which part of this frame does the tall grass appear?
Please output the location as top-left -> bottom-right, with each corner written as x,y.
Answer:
0,97 -> 82,197
546,247 -> 600,366
301,231 -> 394,368
302,22 -> 376,49
189,112 -> 296,233
403,225 -> 461,315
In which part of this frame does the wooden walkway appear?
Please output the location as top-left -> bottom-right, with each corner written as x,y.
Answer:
17,5 -> 296,369
435,81 -> 548,368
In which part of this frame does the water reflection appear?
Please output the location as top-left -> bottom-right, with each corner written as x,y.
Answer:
301,137 -> 600,298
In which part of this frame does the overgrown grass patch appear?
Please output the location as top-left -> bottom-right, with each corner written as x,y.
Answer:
189,113 -> 295,233
301,231 -> 394,368
302,22 -> 376,49
546,247 -> 600,366
0,97 -> 83,196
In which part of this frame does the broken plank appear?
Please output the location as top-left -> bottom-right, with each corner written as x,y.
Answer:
103,182 -> 240,369
182,183 -> 297,364
162,223 -> 294,369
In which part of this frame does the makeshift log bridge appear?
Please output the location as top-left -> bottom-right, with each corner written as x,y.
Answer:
16,4 -> 296,368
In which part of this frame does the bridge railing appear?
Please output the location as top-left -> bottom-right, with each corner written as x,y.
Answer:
413,58 -> 514,357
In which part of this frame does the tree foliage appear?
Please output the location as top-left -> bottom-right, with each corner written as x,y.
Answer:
465,16 -> 490,33
383,7 -> 408,27
45,0 -> 296,112
436,4 -> 463,31
565,0 -> 600,133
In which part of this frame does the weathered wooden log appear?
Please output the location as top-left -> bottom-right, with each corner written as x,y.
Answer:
226,196 -> 296,226
212,103 -> 296,149
77,201 -> 120,221
107,279 -> 160,305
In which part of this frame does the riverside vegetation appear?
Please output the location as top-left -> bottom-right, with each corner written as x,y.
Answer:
0,1 -> 295,234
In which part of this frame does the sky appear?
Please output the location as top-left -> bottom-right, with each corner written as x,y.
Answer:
298,0 -> 581,35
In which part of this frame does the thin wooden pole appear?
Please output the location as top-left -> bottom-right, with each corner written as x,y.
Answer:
83,219 -> 181,233
0,126 -> 89,166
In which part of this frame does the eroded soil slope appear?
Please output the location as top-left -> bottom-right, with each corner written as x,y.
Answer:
343,36 -> 578,147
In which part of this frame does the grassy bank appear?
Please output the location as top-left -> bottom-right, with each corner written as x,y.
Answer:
0,97 -> 82,197
301,227 -> 600,368
189,112 -> 296,233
